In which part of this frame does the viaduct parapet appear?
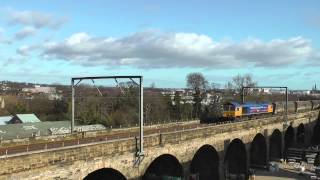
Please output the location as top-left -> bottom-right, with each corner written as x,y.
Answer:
0,110 -> 319,179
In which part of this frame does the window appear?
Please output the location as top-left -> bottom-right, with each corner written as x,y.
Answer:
223,104 -> 235,111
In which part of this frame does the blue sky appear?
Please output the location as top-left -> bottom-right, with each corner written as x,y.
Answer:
0,0 -> 319,89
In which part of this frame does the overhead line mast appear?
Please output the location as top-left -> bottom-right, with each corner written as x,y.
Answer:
71,75 -> 144,164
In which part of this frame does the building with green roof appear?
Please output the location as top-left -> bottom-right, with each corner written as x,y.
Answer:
8,114 -> 41,124
0,121 -> 106,140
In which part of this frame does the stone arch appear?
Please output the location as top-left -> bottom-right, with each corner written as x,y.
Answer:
142,154 -> 183,180
84,168 -> 126,180
297,123 -> 305,146
250,133 -> 267,168
284,125 -> 295,158
190,144 -> 220,179
269,129 -> 282,160
224,138 -> 247,179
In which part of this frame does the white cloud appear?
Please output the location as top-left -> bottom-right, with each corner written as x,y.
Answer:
66,32 -> 90,45
0,27 -> 4,42
17,44 -> 40,56
0,27 -> 11,44
20,30 -> 319,68
2,56 -> 26,66
14,26 -> 37,40
17,45 -> 31,56
308,51 -> 320,65
5,7 -> 68,29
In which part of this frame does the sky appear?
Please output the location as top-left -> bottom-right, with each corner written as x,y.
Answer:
0,0 -> 319,89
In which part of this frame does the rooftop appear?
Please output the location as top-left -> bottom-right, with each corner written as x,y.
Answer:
0,121 -> 106,140
15,114 -> 41,123
0,116 -> 12,125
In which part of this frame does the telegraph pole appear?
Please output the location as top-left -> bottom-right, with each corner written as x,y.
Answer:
71,79 -> 75,133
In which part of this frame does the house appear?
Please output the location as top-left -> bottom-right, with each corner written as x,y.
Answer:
0,115 -> 12,125
21,85 -> 62,100
8,114 -> 41,124
0,121 -> 71,139
0,120 -> 106,140
22,85 -> 56,94
290,90 -> 311,95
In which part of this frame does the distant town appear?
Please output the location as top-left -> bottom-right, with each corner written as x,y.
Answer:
1,79 -> 319,106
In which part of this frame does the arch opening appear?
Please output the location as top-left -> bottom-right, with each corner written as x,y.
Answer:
315,153 -> 320,166
190,144 -> 220,180
284,126 -> 295,158
297,123 -> 305,147
143,154 -> 183,180
269,129 -> 282,160
84,168 -> 126,180
312,119 -> 320,145
250,133 -> 267,168
224,138 -> 247,179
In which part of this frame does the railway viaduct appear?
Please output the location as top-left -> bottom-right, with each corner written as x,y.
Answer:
1,110 -> 320,180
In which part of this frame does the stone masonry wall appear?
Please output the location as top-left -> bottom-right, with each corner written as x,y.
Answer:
0,110 -> 318,180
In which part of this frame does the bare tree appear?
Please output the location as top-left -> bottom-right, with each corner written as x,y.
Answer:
226,74 -> 257,93
211,82 -> 221,91
186,72 -> 209,118
186,72 -> 208,91
150,82 -> 156,89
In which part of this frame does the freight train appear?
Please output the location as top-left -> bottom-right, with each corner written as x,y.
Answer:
222,100 -> 320,121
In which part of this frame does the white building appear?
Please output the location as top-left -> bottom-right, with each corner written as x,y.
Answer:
290,90 -> 311,95
22,85 -> 56,94
270,89 -> 286,94
22,85 -> 61,100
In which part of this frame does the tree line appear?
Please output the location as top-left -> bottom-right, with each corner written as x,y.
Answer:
0,73 -> 258,127
0,95 -> 69,121
2,73 -> 313,127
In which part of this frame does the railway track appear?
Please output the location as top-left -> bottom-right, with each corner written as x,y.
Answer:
0,112 -> 301,157
0,120 -> 214,156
